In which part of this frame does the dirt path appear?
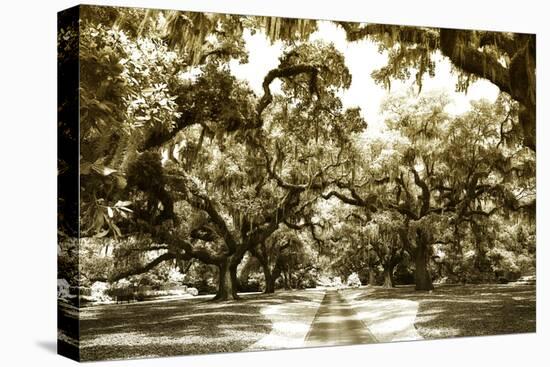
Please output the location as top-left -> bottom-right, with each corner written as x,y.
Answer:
304,290 -> 377,347
245,289 -> 325,351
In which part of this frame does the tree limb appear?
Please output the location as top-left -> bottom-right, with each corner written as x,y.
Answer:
110,252 -> 176,282
254,64 -> 320,128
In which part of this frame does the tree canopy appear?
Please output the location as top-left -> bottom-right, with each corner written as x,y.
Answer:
58,5 -> 535,300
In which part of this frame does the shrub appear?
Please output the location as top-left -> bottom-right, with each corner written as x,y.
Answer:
346,272 -> 362,288
90,282 -> 112,303
58,278 -> 72,300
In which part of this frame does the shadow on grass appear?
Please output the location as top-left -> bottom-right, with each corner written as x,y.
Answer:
72,291 -> 320,361
352,284 -> 536,339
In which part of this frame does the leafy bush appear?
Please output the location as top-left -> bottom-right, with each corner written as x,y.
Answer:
239,274 -> 262,293
346,272 -> 362,288
394,264 -> 415,285
187,287 -> 199,296
90,282 -> 112,303
58,240 -> 79,286
58,279 -> 72,300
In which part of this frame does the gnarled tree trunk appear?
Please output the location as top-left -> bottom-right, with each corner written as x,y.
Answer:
264,268 -> 275,294
368,268 -> 377,286
382,264 -> 395,288
414,232 -> 434,291
282,269 -> 291,290
263,267 -> 278,294
263,264 -> 282,294
251,246 -> 279,294
213,256 -> 240,301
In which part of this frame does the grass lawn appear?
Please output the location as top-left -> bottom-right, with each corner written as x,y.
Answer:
61,283 -> 535,361
349,284 -> 536,339
77,290 -> 322,361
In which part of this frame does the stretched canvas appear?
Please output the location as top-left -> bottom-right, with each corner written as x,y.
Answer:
58,4 -> 536,362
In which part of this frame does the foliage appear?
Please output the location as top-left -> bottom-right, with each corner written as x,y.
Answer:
347,272 -> 362,287
58,239 -> 79,286
69,6 -> 535,300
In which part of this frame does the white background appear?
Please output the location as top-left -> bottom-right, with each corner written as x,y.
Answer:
0,0 -> 547,365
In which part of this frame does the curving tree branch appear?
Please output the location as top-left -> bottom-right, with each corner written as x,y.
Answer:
254,64 -> 320,128
110,252 -> 177,282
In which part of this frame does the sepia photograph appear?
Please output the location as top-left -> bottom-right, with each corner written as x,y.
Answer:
57,3 -> 536,362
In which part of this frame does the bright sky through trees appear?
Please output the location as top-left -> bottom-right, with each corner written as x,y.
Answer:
230,21 -> 500,135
